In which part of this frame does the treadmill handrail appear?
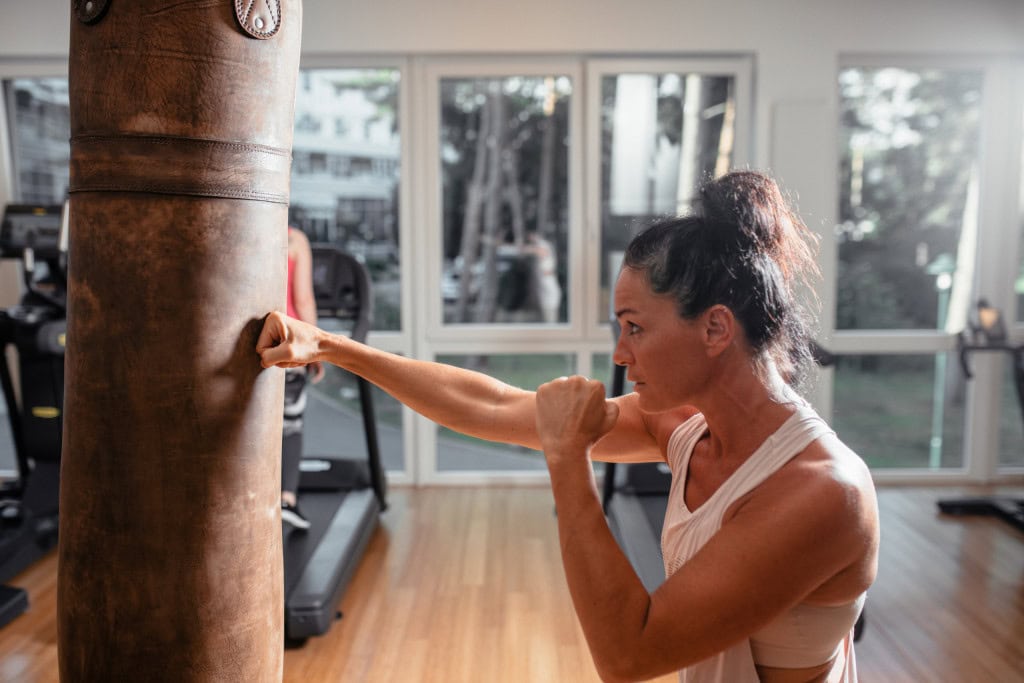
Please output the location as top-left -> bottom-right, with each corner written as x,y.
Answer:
308,244 -> 386,509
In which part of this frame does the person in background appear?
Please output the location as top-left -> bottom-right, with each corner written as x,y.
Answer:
258,171 -> 879,681
280,225 -> 323,531
522,230 -> 562,323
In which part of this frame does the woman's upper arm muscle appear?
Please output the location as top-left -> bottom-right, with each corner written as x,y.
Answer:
590,394 -> 696,463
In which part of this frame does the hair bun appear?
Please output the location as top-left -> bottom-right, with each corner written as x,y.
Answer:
697,171 -> 817,286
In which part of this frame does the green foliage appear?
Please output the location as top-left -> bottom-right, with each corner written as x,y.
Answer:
837,67 -> 983,331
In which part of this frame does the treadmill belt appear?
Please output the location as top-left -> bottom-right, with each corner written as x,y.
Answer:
284,487 -> 379,641
282,490 -> 346,593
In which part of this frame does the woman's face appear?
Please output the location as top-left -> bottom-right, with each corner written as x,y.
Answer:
611,267 -> 707,412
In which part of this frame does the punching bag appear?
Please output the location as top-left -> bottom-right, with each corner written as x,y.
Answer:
59,1 -> 301,681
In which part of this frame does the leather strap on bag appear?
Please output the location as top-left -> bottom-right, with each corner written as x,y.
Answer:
75,0 -> 283,40
70,134 -> 291,203
235,0 -> 282,39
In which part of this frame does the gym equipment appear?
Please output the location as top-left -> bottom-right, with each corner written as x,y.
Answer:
937,301 -> 1024,533
60,3 -> 301,680
283,244 -> 388,645
0,203 -> 67,625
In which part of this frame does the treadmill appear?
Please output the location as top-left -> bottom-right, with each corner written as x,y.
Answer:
0,204 -> 67,627
937,301 -> 1024,533
282,245 -> 388,644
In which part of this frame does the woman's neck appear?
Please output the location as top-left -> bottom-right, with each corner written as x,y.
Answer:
693,355 -> 800,463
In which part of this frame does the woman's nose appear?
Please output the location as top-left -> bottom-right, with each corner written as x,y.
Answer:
612,336 -> 632,367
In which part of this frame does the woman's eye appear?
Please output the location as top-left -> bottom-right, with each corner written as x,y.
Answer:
627,323 -> 641,335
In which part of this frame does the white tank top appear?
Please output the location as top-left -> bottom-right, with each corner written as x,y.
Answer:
661,403 -> 862,683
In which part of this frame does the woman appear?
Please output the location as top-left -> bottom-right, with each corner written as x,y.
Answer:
257,171 -> 879,682
280,225 -> 323,530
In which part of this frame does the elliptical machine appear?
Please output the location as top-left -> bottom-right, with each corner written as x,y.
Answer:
937,299 -> 1024,532
0,203 -> 67,628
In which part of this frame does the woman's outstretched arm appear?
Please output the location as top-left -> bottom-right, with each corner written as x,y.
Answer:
257,311 -> 541,448
256,311 -> 667,461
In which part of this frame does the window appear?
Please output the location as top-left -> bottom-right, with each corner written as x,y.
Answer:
435,353 -> 575,472
411,57 -> 750,482
289,68 -> 402,332
3,77 -> 70,204
439,75 -> 571,326
831,62 -> 1020,476
305,362 -> 405,472
998,357 -> 1023,467
2,57 -> 756,484
596,69 -> 740,318
832,354 -> 966,469
837,67 -> 983,332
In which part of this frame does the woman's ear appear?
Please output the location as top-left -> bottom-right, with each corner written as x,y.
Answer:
702,305 -> 735,357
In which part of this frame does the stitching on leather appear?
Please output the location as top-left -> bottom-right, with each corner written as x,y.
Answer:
70,134 -> 292,203
68,183 -> 290,204
72,134 -> 291,158
236,0 -> 282,38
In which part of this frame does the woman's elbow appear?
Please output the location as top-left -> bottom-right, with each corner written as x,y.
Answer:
593,651 -> 659,683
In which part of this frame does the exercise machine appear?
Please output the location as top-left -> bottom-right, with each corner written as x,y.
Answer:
937,301 -> 1024,533
283,244 -> 388,645
0,203 -> 67,627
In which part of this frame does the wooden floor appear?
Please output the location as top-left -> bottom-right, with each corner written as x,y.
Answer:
1,485 -> 1022,682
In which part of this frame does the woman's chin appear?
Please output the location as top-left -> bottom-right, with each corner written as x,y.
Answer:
635,386 -> 682,414
633,385 -> 659,410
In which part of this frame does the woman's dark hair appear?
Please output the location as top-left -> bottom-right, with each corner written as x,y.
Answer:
622,170 -> 820,386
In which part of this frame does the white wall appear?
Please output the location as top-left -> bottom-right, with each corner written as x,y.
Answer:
11,1 -> 1023,57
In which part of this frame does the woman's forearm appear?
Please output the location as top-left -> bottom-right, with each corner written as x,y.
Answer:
315,330 -> 541,449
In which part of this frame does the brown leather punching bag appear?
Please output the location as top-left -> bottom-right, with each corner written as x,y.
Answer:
59,2 -> 301,681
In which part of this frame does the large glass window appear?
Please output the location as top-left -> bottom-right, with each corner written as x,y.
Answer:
1,77 -> 70,476
290,68 -> 402,331
435,353 -> 575,472
2,72 -> 408,475
1018,228 -> 1024,323
837,67 -> 983,331
597,69 -> 740,318
832,354 -> 966,469
3,77 -> 70,204
1017,106 -> 1024,325
305,363 -> 405,472
419,57 -> 748,481
2,72 -> 405,335
439,76 -> 571,325
286,66 -> 407,472
998,356 -> 1024,467
833,65 -> 994,474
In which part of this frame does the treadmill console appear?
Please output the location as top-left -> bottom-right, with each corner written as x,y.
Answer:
0,204 -> 65,260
